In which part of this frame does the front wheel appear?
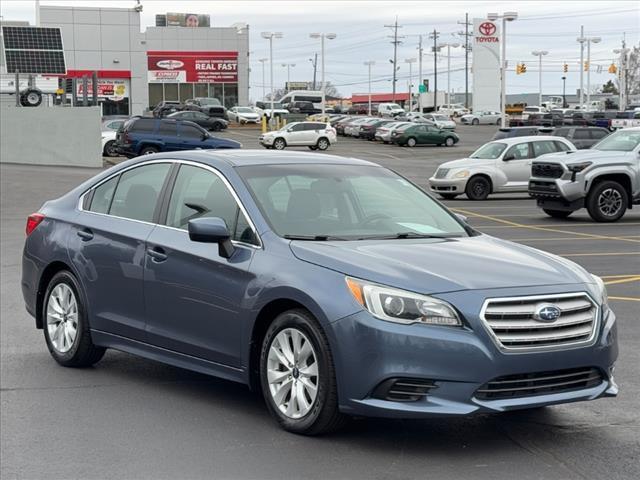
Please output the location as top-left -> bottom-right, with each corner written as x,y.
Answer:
211,123 -> 222,132
260,309 -> 346,435
586,180 -> 628,222
465,176 -> 491,200
472,118 -> 479,125
140,146 -> 159,155
43,271 -> 106,367
445,137 -> 455,147
273,138 -> 287,150
543,209 -> 572,219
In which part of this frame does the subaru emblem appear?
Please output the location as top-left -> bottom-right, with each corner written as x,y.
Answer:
534,303 -> 561,322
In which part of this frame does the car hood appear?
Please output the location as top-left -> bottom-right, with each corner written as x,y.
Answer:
533,149 -> 633,164
290,235 -> 592,294
439,157 -> 493,169
238,112 -> 259,117
207,137 -> 242,148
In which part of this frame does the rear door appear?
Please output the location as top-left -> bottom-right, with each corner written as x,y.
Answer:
571,128 -> 591,149
500,141 -> 533,189
69,162 -> 172,342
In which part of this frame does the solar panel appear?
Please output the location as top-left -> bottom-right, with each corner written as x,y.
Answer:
2,26 -> 66,74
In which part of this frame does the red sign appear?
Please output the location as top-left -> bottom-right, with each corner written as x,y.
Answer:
147,51 -> 238,83
479,22 -> 496,36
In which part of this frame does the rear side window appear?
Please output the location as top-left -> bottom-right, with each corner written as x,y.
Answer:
554,141 -> 571,151
129,119 -> 155,133
590,129 -> 608,140
109,163 -> 171,222
573,129 -> 590,139
89,176 -> 119,214
532,140 -> 558,157
505,142 -> 531,159
554,128 -> 569,137
159,122 -> 177,136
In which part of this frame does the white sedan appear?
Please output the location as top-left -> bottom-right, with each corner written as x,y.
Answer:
228,106 -> 260,124
101,130 -> 118,157
460,111 -> 503,125
421,113 -> 456,130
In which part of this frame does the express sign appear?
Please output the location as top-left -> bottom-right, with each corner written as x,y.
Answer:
147,51 -> 238,83
476,21 -> 499,43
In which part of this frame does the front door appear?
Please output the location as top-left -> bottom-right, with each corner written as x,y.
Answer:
144,163 -> 259,367
286,123 -> 307,145
178,123 -> 206,150
69,162 -> 172,341
501,142 -> 533,189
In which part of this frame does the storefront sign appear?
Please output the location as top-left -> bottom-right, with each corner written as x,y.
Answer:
147,51 -> 237,83
77,79 -> 128,101
472,18 -> 501,113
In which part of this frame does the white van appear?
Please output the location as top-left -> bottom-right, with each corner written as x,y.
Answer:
378,103 -> 405,117
279,90 -> 324,111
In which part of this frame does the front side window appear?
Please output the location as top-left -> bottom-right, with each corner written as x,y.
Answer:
108,163 -> 171,222
239,164 -> 467,239
505,143 -> 531,160
180,125 -> 204,139
165,165 -> 257,244
593,130 -> 640,152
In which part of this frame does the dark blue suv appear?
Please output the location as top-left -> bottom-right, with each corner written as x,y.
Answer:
116,117 -> 241,158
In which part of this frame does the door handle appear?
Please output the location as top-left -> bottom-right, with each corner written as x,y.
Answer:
146,247 -> 168,262
77,228 -> 93,241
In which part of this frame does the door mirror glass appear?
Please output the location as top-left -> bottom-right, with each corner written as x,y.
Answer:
188,217 -> 235,258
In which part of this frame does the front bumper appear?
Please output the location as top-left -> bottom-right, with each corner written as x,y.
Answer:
428,177 -> 469,195
529,175 -> 587,208
259,136 -> 275,146
330,287 -> 618,418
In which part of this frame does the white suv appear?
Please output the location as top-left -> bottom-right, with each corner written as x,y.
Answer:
428,136 -> 576,200
438,104 -> 470,117
259,122 -> 337,151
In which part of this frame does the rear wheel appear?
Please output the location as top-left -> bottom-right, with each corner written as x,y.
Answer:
465,176 -> 491,200
586,180 -> 628,222
140,146 -> 158,155
273,138 -> 287,150
260,309 -> 346,435
406,137 -> 417,147
316,138 -> 330,151
43,271 -> 106,367
496,119 -> 502,126
211,123 -> 222,132
20,88 -> 42,107
472,118 -> 479,125
103,140 -> 118,157
543,209 -> 572,219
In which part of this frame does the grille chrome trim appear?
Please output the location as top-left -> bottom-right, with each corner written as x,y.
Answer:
479,293 -> 599,353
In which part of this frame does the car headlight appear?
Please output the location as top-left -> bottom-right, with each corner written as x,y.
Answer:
453,170 -> 470,178
591,274 -> 608,307
568,161 -> 592,173
346,277 -> 462,326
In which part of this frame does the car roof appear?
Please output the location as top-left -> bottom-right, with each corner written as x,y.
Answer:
490,135 -> 565,144
146,150 -> 378,168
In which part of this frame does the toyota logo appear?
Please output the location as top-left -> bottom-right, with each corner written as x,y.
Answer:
479,22 -> 497,36
533,303 -> 561,322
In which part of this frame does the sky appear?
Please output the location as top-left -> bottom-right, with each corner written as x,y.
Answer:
1,0 -> 638,99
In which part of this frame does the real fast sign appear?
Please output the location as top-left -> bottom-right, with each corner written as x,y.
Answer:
147,51 -> 238,83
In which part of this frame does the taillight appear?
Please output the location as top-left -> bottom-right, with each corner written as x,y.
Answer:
26,213 -> 45,236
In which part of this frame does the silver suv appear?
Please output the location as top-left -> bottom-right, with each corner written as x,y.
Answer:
529,127 -> 640,221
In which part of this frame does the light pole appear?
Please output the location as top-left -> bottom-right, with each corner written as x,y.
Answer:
281,63 -> 296,91
405,58 -> 416,111
577,26 -> 585,108
614,47 -> 630,110
364,61 -> 375,115
562,75 -> 567,108
585,37 -> 601,108
258,58 -> 267,100
488,11 -> 518,128
310,32 -> 337,118
531,50 -> 549,107
260,32 -> 283,121
439,42 -> 460,104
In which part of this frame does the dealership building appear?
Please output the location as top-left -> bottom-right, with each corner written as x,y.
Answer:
29,5 -> 250,115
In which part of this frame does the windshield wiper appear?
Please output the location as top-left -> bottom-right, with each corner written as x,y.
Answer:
284,234 -> 349,241
357,232 -> 457,240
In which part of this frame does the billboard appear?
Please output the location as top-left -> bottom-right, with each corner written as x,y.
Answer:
77,79 -> 128,101
286,82 -> 309,90
472,18 -> 501,113
165,13 -> 210,28
147,51 -> 238,83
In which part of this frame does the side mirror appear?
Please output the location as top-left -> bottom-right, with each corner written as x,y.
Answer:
188,217 -> 235,258
503,154 -> 516,161
455,213 -> 468,224
202,132 -> 209,140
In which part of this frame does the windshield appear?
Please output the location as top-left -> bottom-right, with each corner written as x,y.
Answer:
470,142 -> 508,159
238,164 -> 468,239
432,115 -> 447,121
197,98 -> 221,106
592,130 -> 640,152
388,104 -> 402,110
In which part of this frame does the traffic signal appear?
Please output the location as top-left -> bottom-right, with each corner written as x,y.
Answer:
608,63 -> 617,74
563,63 -> 568,73
584,61 -> 589,71
520,63 -> 527,74
516,63 -> 521,74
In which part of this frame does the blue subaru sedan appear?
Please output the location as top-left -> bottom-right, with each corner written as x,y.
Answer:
21,150 -> 618,434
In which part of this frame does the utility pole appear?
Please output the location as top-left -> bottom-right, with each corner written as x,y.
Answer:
430,29 -> 440,111
578,25 -> 585,108
417,35 -> 423,112
310,53 -> 318,90
457,13 -> 473,108
385,17 -> 404,102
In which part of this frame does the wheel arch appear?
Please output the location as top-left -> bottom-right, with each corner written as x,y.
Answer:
587,173 -> 633,207
36,261 -> 76,329
468,172 -> 494,193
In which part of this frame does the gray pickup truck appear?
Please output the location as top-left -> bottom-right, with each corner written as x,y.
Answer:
529,127 -> 640,222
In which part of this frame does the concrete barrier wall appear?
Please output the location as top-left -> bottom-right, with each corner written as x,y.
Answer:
0,106 -> 102,167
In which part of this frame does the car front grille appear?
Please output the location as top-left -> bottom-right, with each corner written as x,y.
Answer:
481,293 -> 598,351
475,367 -> 604,400
435,168 -> 450,179
532,162 -> 564,178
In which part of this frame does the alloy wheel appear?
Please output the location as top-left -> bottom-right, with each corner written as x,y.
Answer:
598,188 -> 622,217
267,328 -> 319,419
46,283 -> 78,353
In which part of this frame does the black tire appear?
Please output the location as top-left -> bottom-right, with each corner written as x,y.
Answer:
42,271 -> 106,368
465,176 -> 491,200
20,88 -> 42,107
211,123 -> 222,132
543,209 -> 572,219
140,146 -> 159,155
586,180 -> 628,222
103,140 -> 118,157
259,309 -> 346,435
273,138 -> 287,150
316,137 -> 330,151
472,118 -> 479,125
496,119 -> 502,126
439,193 -> 458,200
445,137 -> 455,147
406,137 -> 417,147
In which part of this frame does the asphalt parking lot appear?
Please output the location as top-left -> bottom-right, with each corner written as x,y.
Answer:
2,125 -> 639,479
